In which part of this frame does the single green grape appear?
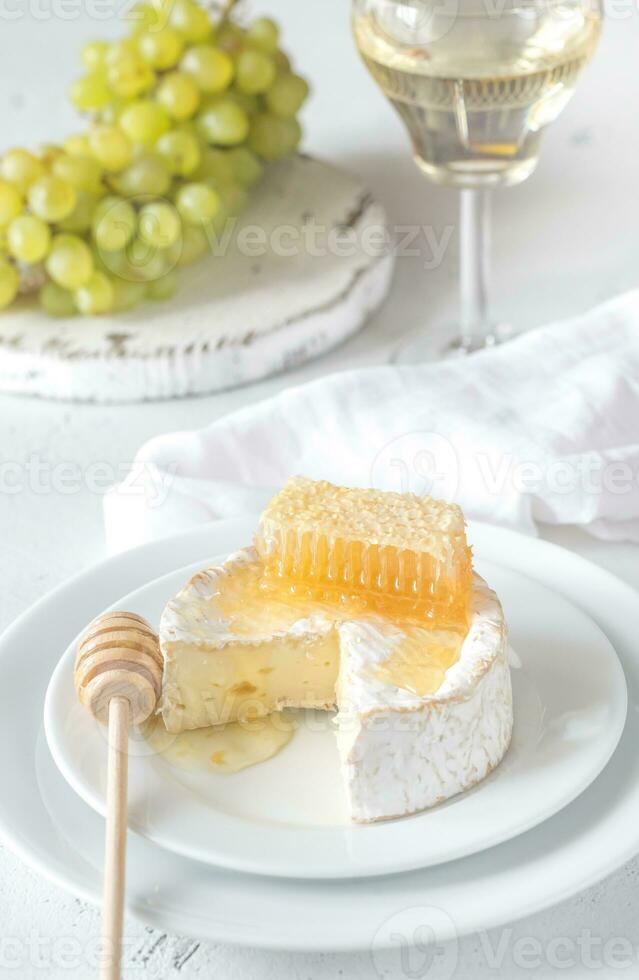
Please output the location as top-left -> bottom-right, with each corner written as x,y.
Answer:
247,113 -> 281,161
176,223 -> 210,265
138,28 -> 184,70
249,113 -> 301,161
107,37 -> 132,59
273,50 -> 291,73
70,73 -> 112,111
123,238 -> 171,282
39,280 -> 77,317
105,39 -> 139,64
146,267 -> 178,300
81,40 -> 109,72
74,270 -> 115,314
138,201 -> 181,248
51,154 -> 104,196
226,146 -> 263,186
173,118 -> 199,138
216,21 -> 243,54
193,146 -> 234,183
156,129 -> 201,176
223,89 -> 260,117
0,257 -> 19,309
38,145 -> 63,169
175,182 -> 220,224
156,71 -> 201,120
118,100 -> 170,145
107,53 -> 156,99
92,196 -> 137,251
126,4 -> 164,36
7,214 -> 51,263
215,179 -> 247,216
88,125 -> 133,173
110,275 -> 147,311
57,191 -> 96,233
110,153 -> 171,197
0,180 -> 23,226
28,176 -> 77,222
46,234 -> 94,290
197,101 -> 249,146
96,247 -> 125,278
281,117 -> 303,155
168,0 -> 211,43
1,149 -> 46,193
265,73 -> 309,117
245,17 -> 280,53
64,134 -> 92,158
235,50 -> 276,95
180,44 -> 233,93
97,100 -> 128,126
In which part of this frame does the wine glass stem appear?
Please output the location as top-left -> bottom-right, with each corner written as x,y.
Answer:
459,188 -> 493,349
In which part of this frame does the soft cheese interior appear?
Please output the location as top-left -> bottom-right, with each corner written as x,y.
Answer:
159,547 -> 512,822
161,552 -> 343,732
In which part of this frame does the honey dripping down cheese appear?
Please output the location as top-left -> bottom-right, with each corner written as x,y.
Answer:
212,551 -> 464,700
371,627 -> 465,697
254,477 -> 472,629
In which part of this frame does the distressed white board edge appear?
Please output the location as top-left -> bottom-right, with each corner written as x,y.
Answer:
0,156 -> 395,403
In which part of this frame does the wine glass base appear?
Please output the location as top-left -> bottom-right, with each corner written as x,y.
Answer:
392,324 -> 512,364
443,332 -> 499,356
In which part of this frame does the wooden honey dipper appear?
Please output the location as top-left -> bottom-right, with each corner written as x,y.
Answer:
75,610 -> 162,980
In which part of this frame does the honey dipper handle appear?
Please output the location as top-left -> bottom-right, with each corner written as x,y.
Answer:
100,696 -> 130,980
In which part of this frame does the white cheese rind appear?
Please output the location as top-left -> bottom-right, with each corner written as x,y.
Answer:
335,578 -> 512,822
159,549 -> 512,822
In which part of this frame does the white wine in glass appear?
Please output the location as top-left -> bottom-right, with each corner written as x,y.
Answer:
352,0 -> 603,356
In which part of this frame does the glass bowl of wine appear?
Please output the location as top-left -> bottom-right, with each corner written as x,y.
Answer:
353,0 -> 603,355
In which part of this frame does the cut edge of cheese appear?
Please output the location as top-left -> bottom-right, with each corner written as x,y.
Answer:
160,549 -> 340,733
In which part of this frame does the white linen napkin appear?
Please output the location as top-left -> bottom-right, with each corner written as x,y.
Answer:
104,290 -> 639,554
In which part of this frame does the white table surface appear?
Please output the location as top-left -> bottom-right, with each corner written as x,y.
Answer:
2,1 -> 639,976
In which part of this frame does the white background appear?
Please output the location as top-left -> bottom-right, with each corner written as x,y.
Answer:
2,0 -> 639,976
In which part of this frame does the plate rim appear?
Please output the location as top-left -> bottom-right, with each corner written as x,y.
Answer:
43,548 -> 628,880
1,518 -> 639,950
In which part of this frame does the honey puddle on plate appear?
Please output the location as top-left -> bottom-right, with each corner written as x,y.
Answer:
143,712 -> 296,774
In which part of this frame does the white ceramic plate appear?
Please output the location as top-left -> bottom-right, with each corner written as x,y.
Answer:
1,519 -> 638,950
44,550 -> 627,880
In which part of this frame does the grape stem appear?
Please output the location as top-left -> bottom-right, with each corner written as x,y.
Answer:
218,0 -> 241,25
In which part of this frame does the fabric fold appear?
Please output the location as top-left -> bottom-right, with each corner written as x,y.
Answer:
105,289 -> 639,553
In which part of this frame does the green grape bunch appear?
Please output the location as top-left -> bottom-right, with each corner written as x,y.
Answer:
0,0 -> 309,317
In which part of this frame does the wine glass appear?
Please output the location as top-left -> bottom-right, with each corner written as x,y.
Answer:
352,0 -> 603,358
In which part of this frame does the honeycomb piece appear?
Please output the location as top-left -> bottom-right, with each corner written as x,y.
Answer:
254,477 -> 472,627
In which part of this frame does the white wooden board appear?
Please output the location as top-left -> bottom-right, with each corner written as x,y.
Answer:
0,155 -> 394,402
